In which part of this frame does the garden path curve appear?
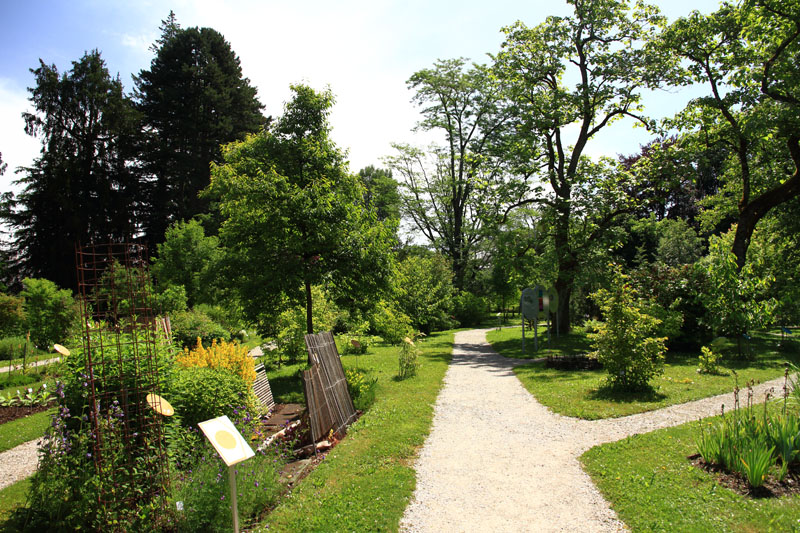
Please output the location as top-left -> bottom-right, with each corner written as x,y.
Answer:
399,328 -> 786,533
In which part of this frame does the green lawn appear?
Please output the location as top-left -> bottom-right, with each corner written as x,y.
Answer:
488,328 -> 800,419
0,477 -> 31,528
581,413 -> 800,532
0,408 -> 55,453
255,330 -> 454,531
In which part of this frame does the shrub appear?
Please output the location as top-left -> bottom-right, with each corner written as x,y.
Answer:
170,308 -> 230,348
21,277 -> 77,349
393,254 -> 454,334
370,300 -> 412,345
156,284 -> 188,315
345,368 -> 377,411
589,265 -> 666,391
0,335 -> 34,361
0,292 -> 25,337
168,366 -> 255,429
697,345 -> 722,375
177,338 -> 256,386
274,286 -> 342,363
452,290 -> 486,328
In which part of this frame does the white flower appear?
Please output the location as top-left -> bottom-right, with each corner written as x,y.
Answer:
42,383 -> 47,389
27,388 -> 33,393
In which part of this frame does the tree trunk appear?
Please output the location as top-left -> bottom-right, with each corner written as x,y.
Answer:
305,278 -> 313,335
731,144 -> 800,270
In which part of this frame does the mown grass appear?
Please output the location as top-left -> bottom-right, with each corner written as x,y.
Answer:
581,408 -> 800,532
0,408 -> 54,453
0,478 -> 31,526
254,330 -> 454,531
488,327 -> 800,419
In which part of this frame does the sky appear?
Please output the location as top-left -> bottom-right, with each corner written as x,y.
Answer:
0,0 -> 723,197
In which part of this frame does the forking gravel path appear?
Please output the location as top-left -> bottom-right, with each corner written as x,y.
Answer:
399,328 -> 787,533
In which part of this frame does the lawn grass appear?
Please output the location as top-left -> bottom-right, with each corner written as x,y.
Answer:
0,477 -> 31,525
0,408 -> 54,453
255,330 -> 454,531
581,410 -> 800,532
488,327 -> 800,419
487,325 -> 591,359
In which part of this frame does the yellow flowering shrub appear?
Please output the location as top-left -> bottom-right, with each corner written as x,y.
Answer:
176,338 -> 256,386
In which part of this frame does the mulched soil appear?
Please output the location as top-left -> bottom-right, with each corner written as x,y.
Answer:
689,453 -> 800,498
0,404 -> 52,425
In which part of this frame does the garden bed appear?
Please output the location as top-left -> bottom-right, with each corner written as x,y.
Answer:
688,453 -> 800,498
0,404 -> 51,426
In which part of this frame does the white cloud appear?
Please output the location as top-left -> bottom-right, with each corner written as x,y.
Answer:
0,79 -> 39,194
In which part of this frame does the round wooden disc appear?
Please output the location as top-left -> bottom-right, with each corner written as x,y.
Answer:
53,344 -> 70,356
146,393 -> 175,416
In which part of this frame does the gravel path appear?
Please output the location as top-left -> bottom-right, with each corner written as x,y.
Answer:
400,328 -> 786,533
0,439 -> 40,491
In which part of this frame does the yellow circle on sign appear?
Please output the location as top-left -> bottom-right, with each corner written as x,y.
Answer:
215,430 -> 237,450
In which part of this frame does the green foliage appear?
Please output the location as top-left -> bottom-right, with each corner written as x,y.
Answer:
369,300 -> 412,345
0,335 -> 34,361
345,368 -> 378,411
451,290 -> 486,328
398,337 -> 421,380
274,286 -> 343,363
697,345 -> 722,375
700,232 -> 776,349
0,292 -> 25,337
393,254 -> 454,334
152,220 -> 222,307
2,51 -> 142,290
170,308 -> 230,348
589,266 -> 666,391
655,218 -> 703,266
168,366 -> 254,428
136,14 -> 265,247
357,165 -> 401,223
21,277 -> 77,349
206,84 -> 394,336
156,283 -> 188,315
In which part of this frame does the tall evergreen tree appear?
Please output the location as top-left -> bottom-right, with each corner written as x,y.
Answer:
0,51 -> 142,290
135,13 -> 266,247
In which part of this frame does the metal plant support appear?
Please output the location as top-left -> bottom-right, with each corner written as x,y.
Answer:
75,242 -> 170,522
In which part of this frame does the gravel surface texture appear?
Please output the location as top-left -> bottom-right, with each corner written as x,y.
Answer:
0,439 -> 39,491
399,328 -> 786,533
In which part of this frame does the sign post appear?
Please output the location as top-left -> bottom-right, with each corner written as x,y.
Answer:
520,288 -> 536,352
198,415 -> 255,533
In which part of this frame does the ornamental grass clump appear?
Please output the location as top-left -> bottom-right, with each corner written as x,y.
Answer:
177,338 -> 256,386
398,336 -> 421,380
695,370 -> 800,490
589,266 -> 666,391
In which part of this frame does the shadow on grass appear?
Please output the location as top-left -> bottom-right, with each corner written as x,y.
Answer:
587,384 -> 667,404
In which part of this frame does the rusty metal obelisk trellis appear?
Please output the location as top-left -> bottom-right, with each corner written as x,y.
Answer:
75,242 -> 170,524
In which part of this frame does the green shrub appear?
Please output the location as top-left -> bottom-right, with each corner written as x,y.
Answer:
0,335 -> 34,361
589,265 -> 666,391
697,345 -> 722,375
0,292 -> 25,337
393,254 -> 454,334
452,290 -> 486,327
156,284 -> 188,315
370,300 -> 412,345
274,286 -> 342,363
168,366 -> 255,428
194,303 -> 246,338
345,368 -> 377,411
170,308 -> 230,348
21,277 -> 77,349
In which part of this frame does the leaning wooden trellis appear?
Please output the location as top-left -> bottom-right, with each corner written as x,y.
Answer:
302,332 -> 357,444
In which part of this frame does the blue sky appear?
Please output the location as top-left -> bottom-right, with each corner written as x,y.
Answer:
1,0 -> 722,195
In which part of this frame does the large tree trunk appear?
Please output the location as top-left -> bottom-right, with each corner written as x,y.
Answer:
731,137 -> 800,270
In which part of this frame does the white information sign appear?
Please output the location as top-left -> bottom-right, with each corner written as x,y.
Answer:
198,415 -> 255,467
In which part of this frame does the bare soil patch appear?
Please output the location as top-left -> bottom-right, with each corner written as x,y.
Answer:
689,453 -> 800,498
0,404 -> 51,425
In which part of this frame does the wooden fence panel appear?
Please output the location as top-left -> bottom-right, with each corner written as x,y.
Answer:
304,332 -> 357,438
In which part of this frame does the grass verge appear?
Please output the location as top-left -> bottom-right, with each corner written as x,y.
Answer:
488,328 -> 800,419
581,411 -> 800,532
0,408 -> 54,453
0,478 -> 31,525
255,330 -> 454,531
